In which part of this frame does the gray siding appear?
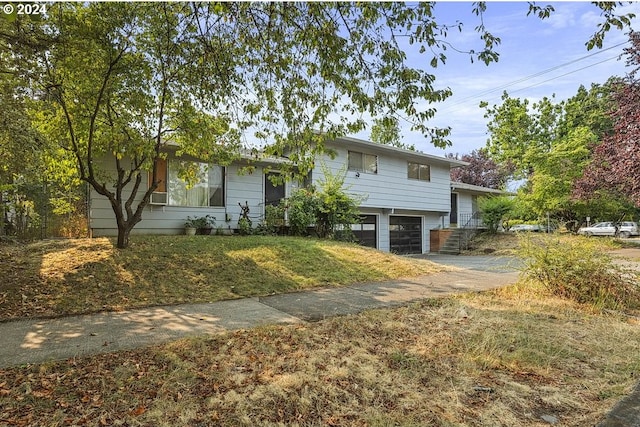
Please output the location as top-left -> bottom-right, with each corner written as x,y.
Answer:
90,157 -> 289,236
313,142 -> 451,213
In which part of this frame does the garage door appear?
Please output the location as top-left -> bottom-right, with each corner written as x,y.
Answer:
389,216 -> 422,254
351,215 -> 377,248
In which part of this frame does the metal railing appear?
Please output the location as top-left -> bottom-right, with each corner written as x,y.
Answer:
456,212 -> 485,252
459,212 -> 484,230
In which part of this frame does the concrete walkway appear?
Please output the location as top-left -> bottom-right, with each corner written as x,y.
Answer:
0,261 -> 518,369
1,253 -> 637,425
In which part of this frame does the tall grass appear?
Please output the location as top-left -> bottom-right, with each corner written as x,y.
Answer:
517,235 -> 640,311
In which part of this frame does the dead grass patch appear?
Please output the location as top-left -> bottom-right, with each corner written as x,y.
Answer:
1,291 -> 639,426
0,235 -> 443,321
462,232 -> 625,256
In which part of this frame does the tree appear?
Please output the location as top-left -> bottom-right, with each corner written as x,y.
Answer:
481,80 -> 619,224
370,116 -> 416,151
24,3 -> 241,248
522,127 -> 595,226
575,32 -> 640,208
3,2 -> 634,248
481,94 -> 563,180
478,195 -> 515,233
448,149 -> 510,189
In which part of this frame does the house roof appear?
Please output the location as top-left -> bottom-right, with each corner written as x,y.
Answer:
331,136 -> 469,168
166,134 -> 467,169
451,181 -> 507,195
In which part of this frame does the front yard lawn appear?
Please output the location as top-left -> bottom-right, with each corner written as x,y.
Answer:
0,235 -> 445,321
2,290 -> 639,426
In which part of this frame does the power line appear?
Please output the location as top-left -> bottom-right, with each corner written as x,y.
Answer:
507,55 -> 619,96
438,40 -> 628,112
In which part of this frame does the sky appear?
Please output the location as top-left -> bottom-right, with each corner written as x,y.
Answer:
353,1 -> 640,157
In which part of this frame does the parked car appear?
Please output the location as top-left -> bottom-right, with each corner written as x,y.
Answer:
511,224 -> 539,232
577,221 -> 639,238
510,224 -> 554,233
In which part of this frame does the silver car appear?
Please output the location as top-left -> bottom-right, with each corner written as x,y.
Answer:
577,221 -> 639,238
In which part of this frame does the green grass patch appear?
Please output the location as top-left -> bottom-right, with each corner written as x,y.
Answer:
0,235 -> 443,320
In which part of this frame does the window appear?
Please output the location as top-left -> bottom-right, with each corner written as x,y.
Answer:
348,151 -> 378,174
148,159 -> 224,207
149,158 -> 168,204
407,162 -> 430,181
265,171 -> 285,206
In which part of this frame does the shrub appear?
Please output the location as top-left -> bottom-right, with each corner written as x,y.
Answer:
314,164 -> 363,239
517,235 -> 640,311
286,188 -> 320,236
478,195 -> 514,233
258,204 -> 285,235
284,164 -> 362,240
238,217 -> 252,235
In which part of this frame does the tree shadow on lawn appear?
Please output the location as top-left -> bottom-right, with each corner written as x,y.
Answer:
2,235 -> 435,321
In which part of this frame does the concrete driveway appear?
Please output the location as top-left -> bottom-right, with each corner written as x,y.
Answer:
417,253 -> 523,273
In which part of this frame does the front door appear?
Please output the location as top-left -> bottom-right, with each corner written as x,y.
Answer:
450,193 -> 458,226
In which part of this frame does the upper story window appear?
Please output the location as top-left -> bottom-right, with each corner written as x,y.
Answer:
407,162 -> 430,182
149,158 -> 225,207
348,151 -> 378,174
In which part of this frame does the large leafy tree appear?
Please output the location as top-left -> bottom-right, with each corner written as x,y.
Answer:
481,94 -> 563,180
481,80 -> 619,223
2,2 -> 634,248
447,149 -> 511,189
575,32 -> 640,208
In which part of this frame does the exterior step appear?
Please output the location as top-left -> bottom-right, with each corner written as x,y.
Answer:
438,228 -> 479,255
439,229 -> 463,255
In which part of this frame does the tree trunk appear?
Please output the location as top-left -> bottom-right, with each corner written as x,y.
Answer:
116,224 -> 132,249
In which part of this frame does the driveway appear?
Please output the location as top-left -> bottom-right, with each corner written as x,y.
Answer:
417,253 -> 523,273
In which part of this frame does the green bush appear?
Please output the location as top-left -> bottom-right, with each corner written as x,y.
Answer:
285,165 -> 362,240
238,217 -> 252,235
286,188 -> 320,236
478,196 -> 514,233
517,235 -> 640,311
314,165 -> 362,239
260,204 -> 285,235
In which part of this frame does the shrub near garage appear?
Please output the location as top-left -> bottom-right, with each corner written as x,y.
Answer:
517,235 -> 640,311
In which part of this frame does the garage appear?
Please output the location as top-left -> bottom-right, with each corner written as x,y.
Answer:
351,214 -> 377,248
389,216 -> 422,254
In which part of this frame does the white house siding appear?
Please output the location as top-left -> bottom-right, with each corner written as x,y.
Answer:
456,192 -> 474,226
313,142 -> 452,213
90,156 -> 290,236
309,139 -> 462,254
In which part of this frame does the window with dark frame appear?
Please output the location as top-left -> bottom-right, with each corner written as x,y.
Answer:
407,161 -> 430,182
265,171 -> 285,206
348,151 -> 378,174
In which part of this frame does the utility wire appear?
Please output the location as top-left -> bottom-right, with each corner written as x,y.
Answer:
437,40 -> 628,113
507,55 -> 619,96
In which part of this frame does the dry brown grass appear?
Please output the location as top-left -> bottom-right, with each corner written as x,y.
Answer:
2,289 -> 639,427
462,231 -> 627,256
0,236 -> 444,321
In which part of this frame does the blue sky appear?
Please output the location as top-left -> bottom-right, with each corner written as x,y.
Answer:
355,1 -> 640,157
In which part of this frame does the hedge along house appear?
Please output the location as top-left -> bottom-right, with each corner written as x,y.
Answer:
89,136 -> 485,254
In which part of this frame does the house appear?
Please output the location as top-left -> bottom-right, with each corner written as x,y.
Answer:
450,181 -> 504,228
89,136 -> 498,254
